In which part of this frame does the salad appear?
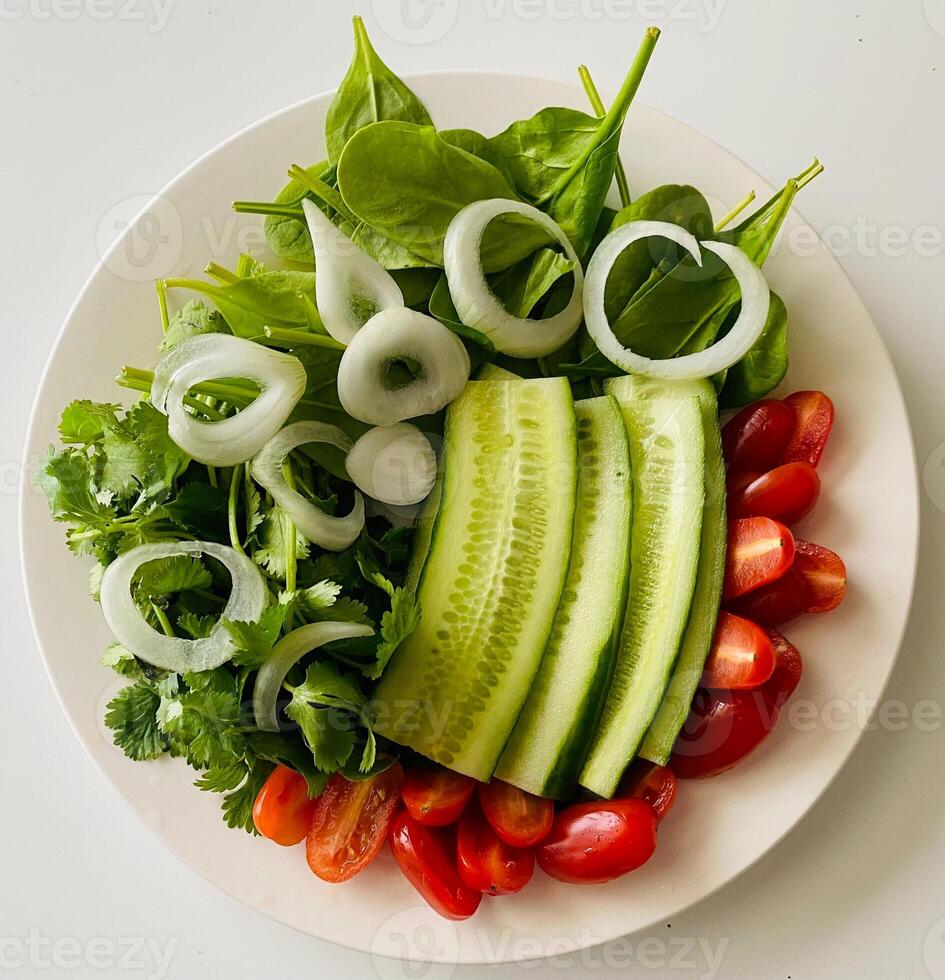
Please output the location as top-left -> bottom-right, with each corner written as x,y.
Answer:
38,18 -> 847,919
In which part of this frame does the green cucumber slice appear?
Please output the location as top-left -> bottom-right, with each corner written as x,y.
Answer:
496,395 -> 632,798
374,378 -> 578,780
640,380 -> 726,764
579,376 -> 705,798
404,473 -> 442,594
475,363 -> 521,381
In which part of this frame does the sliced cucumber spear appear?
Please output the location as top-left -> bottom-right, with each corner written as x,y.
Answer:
579,376 -> 706,799
374,377 -> 577,780
640,380 -> 726,765
496,395 -> 632,798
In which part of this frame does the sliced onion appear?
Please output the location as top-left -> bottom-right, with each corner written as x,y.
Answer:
346,424 -> 436,506
100,541 -> 267,673
583,220 -> 771,380
443,198 -> 584,358
301,199 -> 404,345
152,334 -> 306,467
250,421 -> 365,552
337,308 -> 470,425
253,621 -> 375,731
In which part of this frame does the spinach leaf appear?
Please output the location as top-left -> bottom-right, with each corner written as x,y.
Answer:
336,121 -> 552,271
325,16 -> 433,166
263,161 -> 329,264
719,292 -> 789,407
428,275 -> 496,350
439,128 -> 517,186
490,247 -> 575,319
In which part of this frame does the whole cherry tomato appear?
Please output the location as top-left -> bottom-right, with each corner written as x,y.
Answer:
456,804 -> 534,896
478,780 -> 554,848
402,766 -> 476,827
728,462 -> 821,526
722,399 -> 796,471
794,540 -> 847,612
306,763 -> 404,883
780,391 -> 835,468
389,811 -> 483,920
619,759 -> 678,823
727,567 -> 811,627
701,612 -> 777,690
671,631 -> 803,779
723,517 -> 796,600
252,765 -> 318,846
537,799 -> 657,884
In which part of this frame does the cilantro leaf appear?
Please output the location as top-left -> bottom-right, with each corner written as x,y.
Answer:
161,300 -> 227,351
220,761 -> 272,833
133,555 -> 212,602
223,605 -> 289,669
253,505 -> 310,578
178,611 -> 216,640
365,586 -> 421,681
58,401 -> 120,445
105,683 -> 167,761
285,698 -> 357,772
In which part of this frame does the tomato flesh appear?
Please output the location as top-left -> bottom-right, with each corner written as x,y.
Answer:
702,612 -> 777,690
456,804 -> 534,896
402,766 -> 476,827
619,759 -> 678,824
794,540 -> 847,612
306,763 -> 404,883
537,799 -> 657,884
478,779 -> 554,848
389,811 -> 483,920
780,391 -> 835,468
723,517 -> 796,600
729,462 -> 821,527
671,631 -> 803,779
722,399 -> 796,471
728,567 -> 810,627
252,765 -> 318,846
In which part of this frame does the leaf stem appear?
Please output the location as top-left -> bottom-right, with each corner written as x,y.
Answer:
115,370 -> 228,421
152,602 -> 175,637
578,64 -> 631,207
714,191 -> 757,233
205,262 -> 240,285
156,280 -> 170,334
231,200 -> 304,219
287,165 -> 357,224
261,326 -> 345,351
228,462 -> 246,556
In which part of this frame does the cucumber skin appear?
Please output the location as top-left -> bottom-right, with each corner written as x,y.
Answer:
579,377 -> 705,799
374,378 -> 577,781
640,382 -> 726,765
495,396 -> 632,799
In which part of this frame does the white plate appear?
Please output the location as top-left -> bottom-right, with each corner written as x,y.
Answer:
20,72 -> 918,965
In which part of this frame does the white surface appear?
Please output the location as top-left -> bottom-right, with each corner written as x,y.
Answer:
3,1 -> 944,977
19,67 -> 918,963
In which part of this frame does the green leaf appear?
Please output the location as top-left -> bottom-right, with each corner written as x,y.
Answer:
365,586 -> 421,681
247,732 -> 331,799
294,660 -> 366,710
178,611 -> 216,640
263,162 -> 328,264
284,580 -> 342,621
161,300 -> 227,351
133,555 -> 212,601
220,761 -> 273,834
36,447 -> 115,528
285,698 -> 357,772
105,683 -> 167,761
194,762 -> 248,793
58,400 -> 119,445
223,605 -> 289,669
719,292 -> 789,408
165,480 -> 229,540
325,16 -> 433,166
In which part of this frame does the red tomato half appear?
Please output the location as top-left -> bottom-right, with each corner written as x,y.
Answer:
306,763 -> 404,883
723,517 -> 796,600
728,567 -> 811,627
537,799 -> 657,884
253,765 -> 318,846
389,812 -> 483,920
619,759 -> 678,823
780,391 -> 835,468
728,462 -> 821,526
671,631 -> 803,779
478,780 -> 554,848
702,612 -> 777,690
722,399 -> 796,471
794,540 -> 847,612
456,805 -> 534,896
402,766 -> 476,827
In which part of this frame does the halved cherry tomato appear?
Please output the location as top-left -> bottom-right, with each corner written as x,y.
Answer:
722,399 -> 795,471
478,779 -> 554,848
671,631 -> 802,779
389,811 -> 483,920
728,567 -> 810,627
728,462 -> 821,526
456,804 -> 534,896
780,391 -> 835,468
723,517 -> 796,600
306,763 -> 404,883
402,766 -> 476,827
537,799 -> 657,884
726,468 -> 762,501
701,612 -> 777,690
619,759 -> 678,823
252,764 -> 318,846
794,540 -> 847,612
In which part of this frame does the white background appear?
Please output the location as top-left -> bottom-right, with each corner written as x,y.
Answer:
4,1 -> 945,977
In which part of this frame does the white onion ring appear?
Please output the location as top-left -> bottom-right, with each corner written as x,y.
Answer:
253,621 -> 375,732
152,334 -> 306,467
100,541 -> 267,673
336,308 -> 470,425
583,220 -> 771,380
302,199 -> 404,345
250,421 -> 365,552
443,198 -> 584,358
346,424 -> 437,506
